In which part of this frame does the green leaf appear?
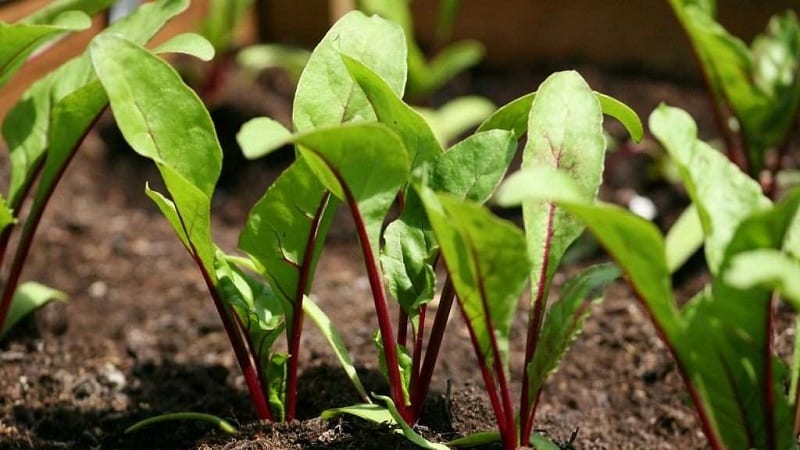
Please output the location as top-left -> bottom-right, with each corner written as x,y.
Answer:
408,40 -> 484,98
239,159 -> 336,310
236,117 -> 293,160
689,190 -> 800,450
522,71 -> 606,324
724,249 -> 800,307
21,0 -> 115,25
215,255 -> 287,420
495,167 -> 682,338
650,104 -> 771,274
236,44 -> 310,84
321,396 -> 449,450
447,431 -> 501,448
153,33 -> 215,61
417,96 -> 496,145
303,298 -> 370,403
3,0 -> 190,209
665,203 -> 704,273
667,2 -> 800,173
293,11 -> 406,131
530,433 -> 562,450
477,92 -> 535,139
373,333 -> 413,405
419,187 -> 531,370
145,184 -> 189,250
1,282 -> 67,339
381,190 -> 437,316
295,124 -> 409,256
478,91 -> 643,143
373,394 -> 450,450
526,263 -> 620,405
594,92 -> 644,142
124,412 -> 237,434
266,353 -> 288,422
200,0 -> 253,52
0,195 -> 15,234
431,129 -> 516,204
0,11 -> 91,88
91,32 -> 220,272
341,54 -> 442,174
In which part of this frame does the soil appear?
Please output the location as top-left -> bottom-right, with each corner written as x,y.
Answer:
0,60 -> 779,450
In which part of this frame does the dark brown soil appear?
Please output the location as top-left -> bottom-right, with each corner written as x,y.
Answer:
0,63 -> 747,449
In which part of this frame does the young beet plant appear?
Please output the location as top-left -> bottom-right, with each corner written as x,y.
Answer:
498,104 -> 800,450
410,71 -> 641,449
0,0 -> 204,339
667,0 -> 800,194
240,11 -> 643,448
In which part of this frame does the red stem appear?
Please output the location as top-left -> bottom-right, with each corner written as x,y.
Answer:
631,285 -> 725,450
0,118 -> 93,330
668,2 -> 749,174
520,204 -> 555,442
285,192 -> 331,421
196,258 -> 272,421
398,308 -> 408,348
453,293 -> 509,440
410,277 -> 455,420
308,158 -> 410,420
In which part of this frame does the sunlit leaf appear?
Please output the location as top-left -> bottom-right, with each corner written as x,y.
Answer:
419,187 -> 531,370
1,282 -> 67,339
293,11 -> 406,131
650,104 -> 771,274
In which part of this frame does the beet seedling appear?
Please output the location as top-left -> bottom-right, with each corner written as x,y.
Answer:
0,0 -> 200,339
666,0 -> 800,195
498,104 -> 800,450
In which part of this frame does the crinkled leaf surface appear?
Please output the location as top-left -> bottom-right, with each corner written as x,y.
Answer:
295,124 -> 409,256
0,282 -> 67,339
431,129 -> 516,204
381,189 -> 437,316
522,71 -> 606,315
91,31 -> 220,271
526,263 -> 619,404
293,11 -> 406,132
239,158 -> 336,309
419,187 -> 531,370
650,105 -> 771,274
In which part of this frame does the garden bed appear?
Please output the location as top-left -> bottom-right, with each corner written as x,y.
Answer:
0,63 -> 740,449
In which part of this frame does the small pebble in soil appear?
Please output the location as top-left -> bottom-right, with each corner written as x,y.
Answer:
88,280 -> 108,299
99,362 -> 127,390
